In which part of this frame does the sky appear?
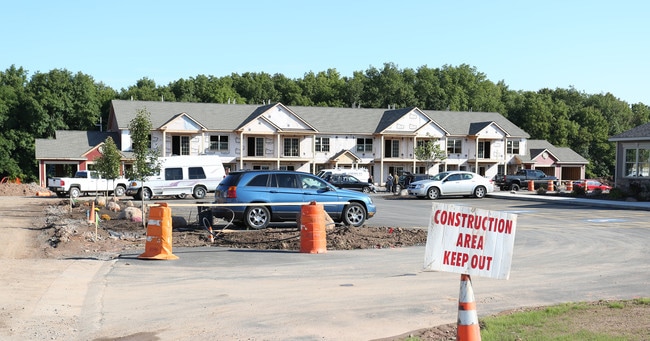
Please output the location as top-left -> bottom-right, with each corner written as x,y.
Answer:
3,1 -> 649,105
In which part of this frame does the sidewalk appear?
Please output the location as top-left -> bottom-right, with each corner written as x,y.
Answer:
487,190 -> 650,211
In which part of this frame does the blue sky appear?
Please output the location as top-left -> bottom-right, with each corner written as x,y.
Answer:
3,1 -> 649,105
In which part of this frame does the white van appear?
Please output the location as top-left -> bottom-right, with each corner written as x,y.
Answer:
126,155 -> 226,200
316,168 -> 370,183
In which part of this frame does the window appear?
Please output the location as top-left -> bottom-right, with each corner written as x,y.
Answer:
478,141 -> 491,158
247,137 -> 265,156
284,138 -> 299,157
188,167 -> 206,179
247,174 -> 269,187
165,167 -> 183,180
356,138 -> 373,152
507,140 -> 520,154
210,135 -> 229,151
315,137 -> 330,152
447,139 -> 462,154
172,136 -> 190,155
625,148 -> 650,177
384,140 -> 400,157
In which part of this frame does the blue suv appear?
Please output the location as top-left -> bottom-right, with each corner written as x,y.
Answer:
213,170 -> 377,229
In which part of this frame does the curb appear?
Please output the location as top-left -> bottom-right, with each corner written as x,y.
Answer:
487,192 -> 650,211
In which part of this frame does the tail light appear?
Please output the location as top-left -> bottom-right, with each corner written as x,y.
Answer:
226,186 -> 237,198
60,180 -> 65,186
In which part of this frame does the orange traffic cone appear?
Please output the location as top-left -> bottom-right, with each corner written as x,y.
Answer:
207,226 -> 215,243
457,274 -> 481,340
88,201 -> 96,223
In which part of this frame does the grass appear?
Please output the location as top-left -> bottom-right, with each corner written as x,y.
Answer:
401,298 -> 650,341
478,299 -> 650,341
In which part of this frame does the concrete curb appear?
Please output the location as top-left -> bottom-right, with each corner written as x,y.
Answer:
487,191 -> 650,211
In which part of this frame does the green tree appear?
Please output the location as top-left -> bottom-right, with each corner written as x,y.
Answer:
127,108 -> 161,225
414,140 -> 447,174
127,108 -> 161,182
94,136 -> 123,197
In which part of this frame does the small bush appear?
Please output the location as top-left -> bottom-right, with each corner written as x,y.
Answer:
608,187 -> 625,200
536,187 -> 547,195
573,185 -> 586,196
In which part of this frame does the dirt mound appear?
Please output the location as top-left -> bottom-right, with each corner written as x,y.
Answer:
0,182 -> 51,196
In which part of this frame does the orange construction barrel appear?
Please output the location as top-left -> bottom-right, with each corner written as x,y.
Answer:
527,180 -> 534,191
300,202 -> 327,254
138,202 -> 179,260
566,181 -> 573,192
547,180 -> 555,192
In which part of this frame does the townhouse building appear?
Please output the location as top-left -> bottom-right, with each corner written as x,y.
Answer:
35,100 -> 587,187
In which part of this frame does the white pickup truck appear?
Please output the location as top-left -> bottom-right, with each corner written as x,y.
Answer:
47,170 -> 128,198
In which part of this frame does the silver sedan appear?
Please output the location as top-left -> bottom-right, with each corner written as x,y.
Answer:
407,171 -> 494,199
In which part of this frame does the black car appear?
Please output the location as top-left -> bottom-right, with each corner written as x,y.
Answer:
323,174 -> 376,193
396,173 -> 434,192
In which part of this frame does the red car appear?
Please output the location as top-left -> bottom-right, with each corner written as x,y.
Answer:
573,179 -> 612,192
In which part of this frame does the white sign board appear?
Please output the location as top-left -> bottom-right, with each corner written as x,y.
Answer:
424,203 -> 517,280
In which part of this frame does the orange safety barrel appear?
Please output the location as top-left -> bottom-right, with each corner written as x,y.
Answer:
527,180 -> 534,191
566,181 -> 573,192
547,180 -> 555,192
300,202 -> 327,254
139,202 -> 179,260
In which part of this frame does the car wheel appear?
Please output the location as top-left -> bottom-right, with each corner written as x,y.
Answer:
362,186 -> 371,193
69,187 -> 81,199
426,187 -> 440,200
342,202 -> 366,227
244,206 -> 270,229
192,186 -> 207,199
473,186 -> 487,198
511,183 -> 520,191
114,185 -> 126,197
141,188 -> 152,200
175,193 -> 187,199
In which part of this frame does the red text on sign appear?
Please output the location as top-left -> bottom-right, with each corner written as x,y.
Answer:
456,233 -> 484,250
443,251 -> 494,270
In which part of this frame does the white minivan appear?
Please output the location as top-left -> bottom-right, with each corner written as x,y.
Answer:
126,155 -> 226,200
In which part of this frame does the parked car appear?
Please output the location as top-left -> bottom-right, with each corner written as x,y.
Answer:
212,170 -> 377,229
322,174 -> 376,193
573,179 -> 612,192
406,171 -> 494,200
396,172 -> 435,192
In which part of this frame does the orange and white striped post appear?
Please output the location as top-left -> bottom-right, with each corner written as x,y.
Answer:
457,274 -> 481,341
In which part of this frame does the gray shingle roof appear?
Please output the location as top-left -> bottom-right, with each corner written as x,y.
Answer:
35,131 -> 121,159
527,140 -> 588,164
609,122 -> 650,141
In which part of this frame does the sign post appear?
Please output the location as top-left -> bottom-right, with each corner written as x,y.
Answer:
424,203 -> 517,340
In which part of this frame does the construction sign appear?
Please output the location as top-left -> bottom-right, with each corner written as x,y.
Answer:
424,203 -> 517,280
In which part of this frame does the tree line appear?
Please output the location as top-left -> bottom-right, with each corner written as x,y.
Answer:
1,62 -> 649,182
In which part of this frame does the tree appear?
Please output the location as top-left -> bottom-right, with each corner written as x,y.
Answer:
94,136 -> 122,198
127,108 -> 161,224
414,140 -> 447,174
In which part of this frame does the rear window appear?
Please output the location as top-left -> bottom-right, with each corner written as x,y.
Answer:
188,167 -> 206,179
219,173 -> 244,187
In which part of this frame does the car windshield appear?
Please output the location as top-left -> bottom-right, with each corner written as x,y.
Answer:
430,172 -> 450,181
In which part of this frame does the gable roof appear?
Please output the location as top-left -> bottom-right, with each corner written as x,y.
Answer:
35,131 -> 122,159
609,122 -> 650,141
527,140 -> 588,164
423,111 -> 529,138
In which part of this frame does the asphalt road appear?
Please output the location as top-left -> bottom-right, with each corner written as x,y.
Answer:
63,194 -> 648,340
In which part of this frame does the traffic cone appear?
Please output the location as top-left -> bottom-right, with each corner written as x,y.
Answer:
207,226 -> 215,243
457,274 -> 481,340
88,201 -> 96,223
